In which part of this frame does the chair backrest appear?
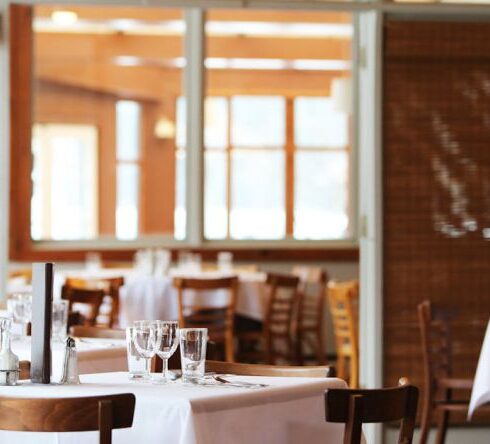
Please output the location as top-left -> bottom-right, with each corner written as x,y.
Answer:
62,277 -> 124,327
0,393 -> 135,444
70,325 -> 126,340
292,266 -> 328,324
325,384 -> 419,444
328,280 -> 359,387
173,276 -> 238,362
263,273 -> 300,364
61,285 -> 106,327
19,360 -> 30,380
206,360 -> 334,377
417,300 -> 453,390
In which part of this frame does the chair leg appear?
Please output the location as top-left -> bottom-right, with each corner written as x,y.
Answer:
435,409 -> 449,444
296,330 -> 304,365
418,392 -> 432,444
316,327 -> 326,365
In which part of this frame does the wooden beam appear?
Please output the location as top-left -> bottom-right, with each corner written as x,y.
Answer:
34,5 -> 351,24
36,62 -> 342,98
35,33 -> 351,62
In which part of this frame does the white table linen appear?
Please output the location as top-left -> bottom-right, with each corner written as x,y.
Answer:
12,338 -> 127,382
0,372 -> 347,444
119,271 -> 268,327
468,319 -> 490,418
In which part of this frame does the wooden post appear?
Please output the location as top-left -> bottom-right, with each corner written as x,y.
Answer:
30,263 -> 54,384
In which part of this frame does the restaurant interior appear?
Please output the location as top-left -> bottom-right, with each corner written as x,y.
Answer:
1,0 -> 490,443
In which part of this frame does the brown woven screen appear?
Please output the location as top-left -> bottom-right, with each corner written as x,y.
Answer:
383,20 -> 490,423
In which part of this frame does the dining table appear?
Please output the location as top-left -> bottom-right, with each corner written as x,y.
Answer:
468,318 -> 490,418
12,337 -> 128,382
48,267 -> 270,327
0,371 -> 348,444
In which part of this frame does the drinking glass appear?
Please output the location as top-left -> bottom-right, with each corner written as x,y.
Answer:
126,327 -> 148,380
52,300 -> 69,342
7,293 -> 32,342
180,328 -> 207,382
132,324 -> 157,378
152,320 -> 179,384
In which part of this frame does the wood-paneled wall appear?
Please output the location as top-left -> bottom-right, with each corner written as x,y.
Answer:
383,19 -> 490,423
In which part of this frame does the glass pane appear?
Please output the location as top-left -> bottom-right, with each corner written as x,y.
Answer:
116,101 -> 141,161
205,151 -> 228,239
31,124 -> 98,240
205,97 -> 228,149
116,164 -> 139,240
231,96 -> 285,147
230,150 -> 285,239
295,97 -> 348,148
294,151 -> 348,239
32,6 -> 185,241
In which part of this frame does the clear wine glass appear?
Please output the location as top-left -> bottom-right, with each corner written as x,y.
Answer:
132,324 -> 157,378
152,320 -> 179,384
7,293 -> 32,342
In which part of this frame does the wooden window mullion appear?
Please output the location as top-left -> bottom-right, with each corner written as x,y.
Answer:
285,97 -> 295,237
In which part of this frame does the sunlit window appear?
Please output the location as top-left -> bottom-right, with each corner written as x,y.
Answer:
116,100 -> 141,240
31,124 -> 98,240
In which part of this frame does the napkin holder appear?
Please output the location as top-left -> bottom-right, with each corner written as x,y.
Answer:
30,263 -> 54,384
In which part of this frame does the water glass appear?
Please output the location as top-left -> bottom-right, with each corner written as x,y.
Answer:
126,327 -> 148,380
52,300 -> 69,342
152,321 -> 179,384
132,324 -> 157,378
7,293 -> 32,342
180,328 -> 207,382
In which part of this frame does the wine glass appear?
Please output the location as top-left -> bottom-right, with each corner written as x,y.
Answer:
132,324 -> 157,378
152,320 -> 179,384
7,293 -> 32,342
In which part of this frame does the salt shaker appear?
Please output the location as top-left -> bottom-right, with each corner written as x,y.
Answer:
59,336 -> 80,385
0,317 -> 20,385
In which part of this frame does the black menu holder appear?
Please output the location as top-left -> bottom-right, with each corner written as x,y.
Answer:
30,262 -> 54,384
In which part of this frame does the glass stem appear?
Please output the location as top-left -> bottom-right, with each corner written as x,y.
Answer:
162,358 -> 169,382
145,357 -> 152,376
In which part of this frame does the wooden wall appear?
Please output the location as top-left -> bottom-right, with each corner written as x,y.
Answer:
383,19 -> 490,422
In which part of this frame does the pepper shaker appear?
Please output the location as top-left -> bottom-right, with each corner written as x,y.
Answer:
59,336 -> 80,385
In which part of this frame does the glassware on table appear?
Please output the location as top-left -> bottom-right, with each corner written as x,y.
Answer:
6,293 -> 32,342
126,326 -> 148,380
217,251 -> 233,272
132,323 -> 157,379
52,300 -> 69,342
152,320 -> 179,384
85,252 -> 102,272
180,328 -> 207,382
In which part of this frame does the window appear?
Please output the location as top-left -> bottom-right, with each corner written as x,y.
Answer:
116,101 -> 141,240
203,10 -> 353,241
31,124 -> 98,240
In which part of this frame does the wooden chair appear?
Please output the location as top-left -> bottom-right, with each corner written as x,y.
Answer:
206,360 -> 335,378
417,300 -> 488,444
8,269 -> 32,283
292,266 -> 328,365
173,276 -> 238,362
70,325 -> 126,340
325,383 -> 419,444
0,393 -> 135,444
328,280 -> 359,388
62,276 -> 124,327
62,284 -> 106,327
19,360 -> 30,380
238,273 -> 300,365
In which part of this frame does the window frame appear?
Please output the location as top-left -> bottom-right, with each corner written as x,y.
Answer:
8,4 -> 359,262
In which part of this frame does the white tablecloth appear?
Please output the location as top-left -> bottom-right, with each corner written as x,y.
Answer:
0,372 -> 347,444
469,319 -> 490,418
119,271 -> 268,327
12,337 -> 127,382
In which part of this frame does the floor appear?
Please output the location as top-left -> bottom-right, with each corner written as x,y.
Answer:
385,427 -> 490,443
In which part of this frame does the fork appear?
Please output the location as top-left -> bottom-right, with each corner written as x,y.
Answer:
212,375 -> 269,389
